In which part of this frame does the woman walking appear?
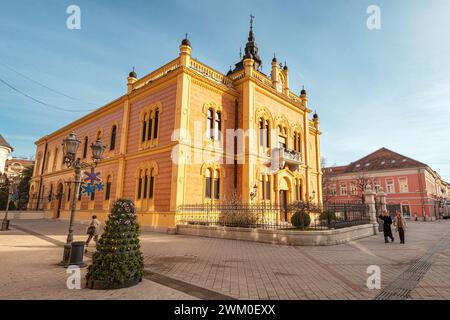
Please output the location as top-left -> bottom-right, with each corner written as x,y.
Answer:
394,211 -> 407,244
85,215 -> 101,252
378,210 -> 394,243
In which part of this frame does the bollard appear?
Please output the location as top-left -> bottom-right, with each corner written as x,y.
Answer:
66,241 -> 87,268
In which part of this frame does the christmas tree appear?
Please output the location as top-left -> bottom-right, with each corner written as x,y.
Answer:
86,199 -> 144,289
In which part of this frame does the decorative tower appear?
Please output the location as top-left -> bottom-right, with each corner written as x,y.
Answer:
231,15 -> 262,73
127,67 -> 137,94
179,33 -> 192,67
271,54 -> 278,88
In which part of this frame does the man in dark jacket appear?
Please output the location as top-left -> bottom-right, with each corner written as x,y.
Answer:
379,210 -> 394,243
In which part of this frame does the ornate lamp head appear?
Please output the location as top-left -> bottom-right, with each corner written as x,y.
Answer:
62,132 -> 81,166
90,139 -> 105,164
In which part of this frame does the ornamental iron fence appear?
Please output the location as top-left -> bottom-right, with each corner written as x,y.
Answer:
177,201 -> 369,231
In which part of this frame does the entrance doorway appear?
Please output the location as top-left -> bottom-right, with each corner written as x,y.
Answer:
280,190 -> 288,222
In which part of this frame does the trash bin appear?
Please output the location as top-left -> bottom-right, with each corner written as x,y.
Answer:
67,241 -> 86,268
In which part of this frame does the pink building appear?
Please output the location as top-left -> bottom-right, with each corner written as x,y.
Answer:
323,148 -> 450,219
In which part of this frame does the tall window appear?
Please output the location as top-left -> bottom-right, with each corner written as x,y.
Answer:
350,183 -> 357,195
82,137 -> 88,159
374,180 -> 381,193
142,114 -> 147,143
137,170 -> 143,199
259,120 -> 264,148
207,109 -> 214,139
386,179 -> 394,193
206,108 -> 221,141
293,132 -> 301,152
329,185 -> 337,196
67,186 -> 71,202
153,110 -> 159,139
141,107 -> 160,145
265,120 -> 270,148
215,112 -> 221,141
399,177 -> 408,193
149,169 -> 155,199
110,125 -> 117,151
340,183 -> 347,196
205,169 -> 212,199
105,176 -> 112,200
214,169 -> 220,200
143,170 -> 148,199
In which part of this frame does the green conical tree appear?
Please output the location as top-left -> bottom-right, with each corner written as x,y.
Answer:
86,199 -> 144,290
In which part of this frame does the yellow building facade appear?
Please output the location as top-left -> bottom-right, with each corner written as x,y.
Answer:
29,23 -> 323,231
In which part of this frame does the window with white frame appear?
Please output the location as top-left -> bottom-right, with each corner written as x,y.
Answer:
340,183 -> 348,196
399,177 -> 408,193
350,183 -> 357,195
386,178 -> 394,193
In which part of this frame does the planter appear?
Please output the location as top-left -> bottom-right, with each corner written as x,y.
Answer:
86,277 -> 142,290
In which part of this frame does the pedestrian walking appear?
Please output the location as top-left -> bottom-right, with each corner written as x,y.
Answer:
378,210 -> 394,243
85,215 -> 101,252
394,211 -> 407,244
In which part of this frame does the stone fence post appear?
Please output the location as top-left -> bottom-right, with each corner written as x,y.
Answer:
364,188 -> 379,235
377,190 -> 387,213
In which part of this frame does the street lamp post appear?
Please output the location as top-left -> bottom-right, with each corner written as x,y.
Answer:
60,132 -> 105,266
1,173 -> 20,231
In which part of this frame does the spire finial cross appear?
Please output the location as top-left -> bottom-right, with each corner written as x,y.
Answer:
250,14 -> 254,30
185,33 -> 188,39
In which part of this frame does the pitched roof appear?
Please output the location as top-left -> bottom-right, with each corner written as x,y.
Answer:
325,147 -> 428,174
0,134 -> 13,151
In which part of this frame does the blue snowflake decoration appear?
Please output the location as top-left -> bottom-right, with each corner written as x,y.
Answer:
80,170 -> 104,196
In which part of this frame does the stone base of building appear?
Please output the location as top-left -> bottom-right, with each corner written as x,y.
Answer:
0,211 -> 45,220
176,223 -> 377,246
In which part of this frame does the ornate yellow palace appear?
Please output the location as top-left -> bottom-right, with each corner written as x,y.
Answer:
29,20 -> 323,231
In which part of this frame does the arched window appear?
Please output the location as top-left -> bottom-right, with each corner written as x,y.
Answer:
147,112 -> 153,142
149,169 -> 155,199
205,169 -> 212,199
259,119 -> 264,148
215,111 -> 221,141
214,169 -> 220,200
110,125 -> 117,151
142,114 -> 147,143
137,170 -> 143,199
82,137 -> 88,159
105,175 -> 112,200
265,120 -> 270,148
207,108 -> 214,139
153,110 -> 159,139
48,184 -> 53,202
293,132 -> 301,153
143,170 -> 148,199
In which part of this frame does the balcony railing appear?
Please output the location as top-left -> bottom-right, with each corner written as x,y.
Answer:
280,147 -> 302,164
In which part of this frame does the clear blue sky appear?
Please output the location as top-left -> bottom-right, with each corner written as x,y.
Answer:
1,0 -> 449,180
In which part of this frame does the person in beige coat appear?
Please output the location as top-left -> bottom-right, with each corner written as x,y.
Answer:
394,211 -> 407,244
85,215 -> 101,252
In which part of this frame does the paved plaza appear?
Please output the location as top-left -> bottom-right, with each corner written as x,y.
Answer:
1,219 -> 449,300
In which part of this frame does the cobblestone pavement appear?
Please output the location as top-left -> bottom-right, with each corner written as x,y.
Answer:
1,219 -> 449,300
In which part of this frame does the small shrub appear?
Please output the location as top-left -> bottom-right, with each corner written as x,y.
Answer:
291,211 -> 311,228
320,211 -> 336,222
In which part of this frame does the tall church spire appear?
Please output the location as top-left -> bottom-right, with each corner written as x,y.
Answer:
243,14 -> 262,70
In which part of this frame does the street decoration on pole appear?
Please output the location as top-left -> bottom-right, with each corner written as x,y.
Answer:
60,132 -> 105,266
